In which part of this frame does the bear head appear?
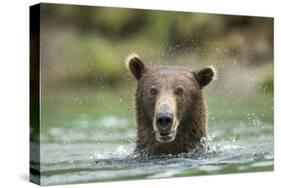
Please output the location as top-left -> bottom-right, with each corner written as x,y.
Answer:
126,53 -> 216,147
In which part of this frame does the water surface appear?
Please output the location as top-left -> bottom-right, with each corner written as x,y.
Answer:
33,90 -> 274,185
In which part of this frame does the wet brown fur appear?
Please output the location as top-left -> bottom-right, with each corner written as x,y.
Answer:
126,56 -> 215,156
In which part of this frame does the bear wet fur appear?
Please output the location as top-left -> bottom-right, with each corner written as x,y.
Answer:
126,53 -> 216,156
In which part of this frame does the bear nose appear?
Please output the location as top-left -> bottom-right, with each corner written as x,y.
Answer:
156,112 -> 174,136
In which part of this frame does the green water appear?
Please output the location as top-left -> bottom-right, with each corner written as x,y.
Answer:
32,87 -> 273,185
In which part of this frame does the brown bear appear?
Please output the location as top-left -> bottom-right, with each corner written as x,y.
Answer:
126,53 -> 216,156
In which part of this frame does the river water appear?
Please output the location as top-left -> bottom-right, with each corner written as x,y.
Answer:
31,91 -> 273,185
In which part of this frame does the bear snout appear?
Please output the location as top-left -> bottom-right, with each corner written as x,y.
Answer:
156,112 -> 174,136
155,130 -> 176,143
155,109 -> 177,143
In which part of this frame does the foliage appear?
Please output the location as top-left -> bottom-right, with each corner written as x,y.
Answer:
40,3 -> 273,89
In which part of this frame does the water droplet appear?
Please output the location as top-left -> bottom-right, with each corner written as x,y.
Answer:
95,153 -> 103,159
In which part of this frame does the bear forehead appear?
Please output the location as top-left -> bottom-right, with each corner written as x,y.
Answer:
146,66 -> 194,80
139,66 -> 197,88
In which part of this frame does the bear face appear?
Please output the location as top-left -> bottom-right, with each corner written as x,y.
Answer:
126,53 -> 216,156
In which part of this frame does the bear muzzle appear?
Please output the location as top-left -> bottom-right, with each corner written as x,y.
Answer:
156,111 -> 174,136
153,93 -> 179,143
154,104 -> 178,143
155,130 -> 176,143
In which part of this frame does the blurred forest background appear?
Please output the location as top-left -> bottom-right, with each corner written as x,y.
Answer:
36,3 -> 273,143
40,3 -> 273,92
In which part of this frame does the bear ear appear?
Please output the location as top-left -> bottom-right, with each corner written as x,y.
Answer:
125,53 -> 146,80
194,66 -> 216,89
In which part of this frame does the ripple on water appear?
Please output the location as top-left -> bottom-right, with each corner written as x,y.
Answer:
37,121 -> 273,185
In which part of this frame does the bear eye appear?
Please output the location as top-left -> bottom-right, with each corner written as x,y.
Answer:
175,87 -> 184,96
149,87 -> 158,97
